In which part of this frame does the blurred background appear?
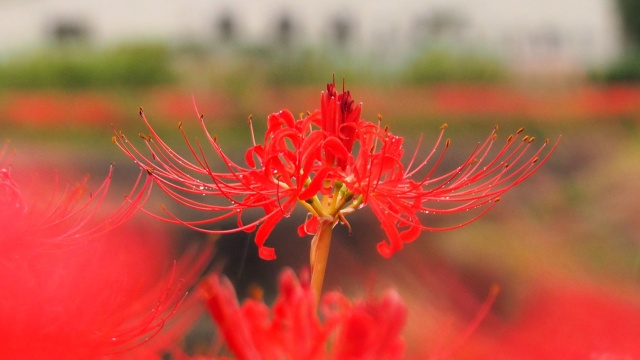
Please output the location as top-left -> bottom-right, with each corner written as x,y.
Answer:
1,0 -> 640,358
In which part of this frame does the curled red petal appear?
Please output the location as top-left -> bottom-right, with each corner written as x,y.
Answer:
377,237 -> 398,259
400,217 -> 422,243
259,246 -> 276,261
297,215 -> 319,237
254,210 -> 284,260
298,167 -> 330,201
266,110 -> 296,138
376,223 -> 403,259
369,199 -> 404,258
244,145 -> 263,168
323,137 -> 350,162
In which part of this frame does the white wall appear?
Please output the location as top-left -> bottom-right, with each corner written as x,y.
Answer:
0,0 -> 624,69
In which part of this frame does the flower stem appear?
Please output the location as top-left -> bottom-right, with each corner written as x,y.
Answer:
310,216 -> 334,305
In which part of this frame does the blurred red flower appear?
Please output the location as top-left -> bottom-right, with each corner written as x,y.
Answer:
200,268 -> 407,360
0,147 -> 211,359
459,282 -> 640,360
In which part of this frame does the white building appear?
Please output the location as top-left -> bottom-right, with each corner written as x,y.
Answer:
0,0 -> 624,71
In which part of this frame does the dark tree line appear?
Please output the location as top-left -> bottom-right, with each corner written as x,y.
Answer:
618,0 -> 640,48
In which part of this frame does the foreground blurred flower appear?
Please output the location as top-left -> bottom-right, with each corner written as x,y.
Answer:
200,268 -> 407,359
0,145 -> 151,247
115,79 -> 557,297
0,148 -> 211,359
458,281 -> 640,359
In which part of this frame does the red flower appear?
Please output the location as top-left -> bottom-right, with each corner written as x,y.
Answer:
115,80 -> 556,296
458,282 -> 640,360
200,268 -> 407,360
0,146 -> 151,247
0,147 -> 211,359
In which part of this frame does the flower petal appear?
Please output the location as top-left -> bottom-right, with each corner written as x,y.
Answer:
297,215 -> 319,237
323,137 -> 350,162
254,210 -> 284,260
298,167 -> 330,201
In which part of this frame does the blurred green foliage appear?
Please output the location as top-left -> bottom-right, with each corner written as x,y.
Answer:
263,48 -> 384,85
401,48 -> 507,84
590,49 -> 640,83
596,0 -> 640,82
199,45 -> 388,87
617,0 -> 640,46
202,46 -> 508,88
0,42 -> 510,89
0,43 -> 176,89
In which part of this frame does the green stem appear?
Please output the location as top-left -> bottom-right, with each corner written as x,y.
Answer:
310,217 -> 334,305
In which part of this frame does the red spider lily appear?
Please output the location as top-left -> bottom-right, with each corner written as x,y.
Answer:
200,268 -> 407,360
0,147 -> 212,359
0,144 -> 151,247
114,80 -> 557,297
